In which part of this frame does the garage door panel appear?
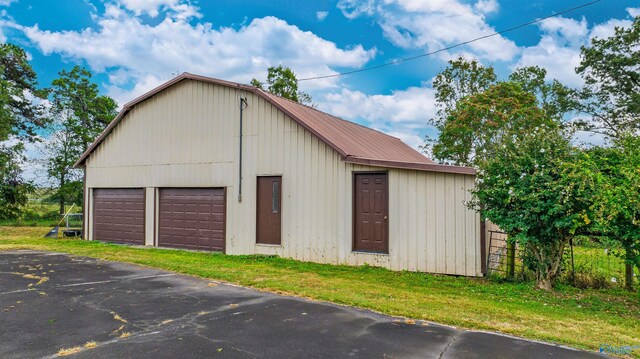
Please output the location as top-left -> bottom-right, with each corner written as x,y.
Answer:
158,188 -> 225,251
93,188 -> 144,245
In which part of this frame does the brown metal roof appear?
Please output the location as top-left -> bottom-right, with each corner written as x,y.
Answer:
74,73 -> 474,175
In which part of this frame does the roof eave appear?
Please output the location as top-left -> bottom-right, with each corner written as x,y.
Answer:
344,156 -> 476,175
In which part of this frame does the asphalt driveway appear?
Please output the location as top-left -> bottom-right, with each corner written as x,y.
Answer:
0,250 -> 605,358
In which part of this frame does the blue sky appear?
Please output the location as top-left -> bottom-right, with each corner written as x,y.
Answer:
1,0 -> 638,153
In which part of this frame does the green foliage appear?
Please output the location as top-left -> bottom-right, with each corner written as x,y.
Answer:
251,65 -> 314,106
507,66 -> 576,121
431,56 -> 497,126
576,16 -> 640,138
433,82 -> 555,166
45,66 -> 117,214
427,57 -> 574,166
0,43 -> 47,219
0,144 -> 33,219
583,134 -> 640,287
0,43 -> 47,142
50,66 -> 118,150
470,123 -> 591,290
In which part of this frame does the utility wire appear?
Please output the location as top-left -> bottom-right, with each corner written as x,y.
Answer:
298,0 -> 603,81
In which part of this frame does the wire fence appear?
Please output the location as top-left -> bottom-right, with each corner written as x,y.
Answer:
486,230 -> 637,288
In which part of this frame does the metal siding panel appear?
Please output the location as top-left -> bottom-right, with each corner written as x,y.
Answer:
466,176 -> 480,276
435,173 -> 447,273
455,175 -> 466,275
425,172 -> 436,273
145,187 -> 155,246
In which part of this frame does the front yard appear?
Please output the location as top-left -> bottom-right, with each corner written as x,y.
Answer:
1,226 -> 638,356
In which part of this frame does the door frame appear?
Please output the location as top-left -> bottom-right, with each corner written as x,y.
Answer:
351,171 -> 389,254
92,187 -> 146,245
255,175 -> 283,246
156,187 -> 227,253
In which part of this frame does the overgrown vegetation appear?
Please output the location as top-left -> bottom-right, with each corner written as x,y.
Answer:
427,17 -> 640,291
0,227 -> 638,356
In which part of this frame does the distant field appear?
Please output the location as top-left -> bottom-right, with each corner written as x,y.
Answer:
0,201 -> 82,227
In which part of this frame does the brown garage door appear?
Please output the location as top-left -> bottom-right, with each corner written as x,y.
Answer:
158,188 -> 225,251
93,188 -> 145,245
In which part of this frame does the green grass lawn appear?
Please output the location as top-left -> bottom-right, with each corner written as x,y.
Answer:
1,226 -> 639,357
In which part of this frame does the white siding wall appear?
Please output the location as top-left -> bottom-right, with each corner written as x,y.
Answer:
85,80 -> 481,276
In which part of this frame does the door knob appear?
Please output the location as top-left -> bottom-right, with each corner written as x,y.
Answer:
384,216 -> 388,220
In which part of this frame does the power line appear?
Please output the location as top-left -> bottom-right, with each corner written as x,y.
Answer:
298,0 -> 603,82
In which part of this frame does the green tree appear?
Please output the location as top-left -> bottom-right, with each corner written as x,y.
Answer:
0,144 -> 33,219
584,134 -> 640,289
251,65 -> 314,106
423,57 -> 496,156
432,82 -> 556,167
431,56 -> 497,128
427,57 -> 573,165
46,66 -> 117,214
470,123 -> 590,290
507,66 -> 576,121
0,43 -> 47,219
575,16 -> 640,138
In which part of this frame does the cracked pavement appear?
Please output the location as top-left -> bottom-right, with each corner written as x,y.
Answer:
0,251 -> 607,358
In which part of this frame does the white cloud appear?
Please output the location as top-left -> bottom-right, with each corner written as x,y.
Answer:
0,0 -> 17,6
589,18 -> 632,41
10,4 -> 375,105
320,86 -> 436,149
117,0 -> 200,19
316,11 -> 329,21
515,15 -> 634,88
627,7 -> 640,18
337,0 -> 518,62
538,16 -> 588,47
337,0 -> 375,19
474,0 -> 499,14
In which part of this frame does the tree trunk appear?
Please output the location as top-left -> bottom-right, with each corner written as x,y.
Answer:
625,264 -> 634,290
625,245 -> 635,290
532,239 -> 568,291
59,173 -> 65,216
535,276 -> 553,291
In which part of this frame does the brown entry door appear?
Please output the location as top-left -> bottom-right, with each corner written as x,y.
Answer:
353,173 -> 389,253
158,188 -> 225,251
93,188 -> 145,245
256,176 -> 282,245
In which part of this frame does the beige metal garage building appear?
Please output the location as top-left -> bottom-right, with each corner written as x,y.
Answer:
74,73 -> 483,276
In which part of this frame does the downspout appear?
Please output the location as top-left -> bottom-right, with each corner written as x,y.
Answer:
238,97 -> 248,202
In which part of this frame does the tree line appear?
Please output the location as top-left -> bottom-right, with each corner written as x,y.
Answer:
427,17 -> 639,290
0,44 -> 117,218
